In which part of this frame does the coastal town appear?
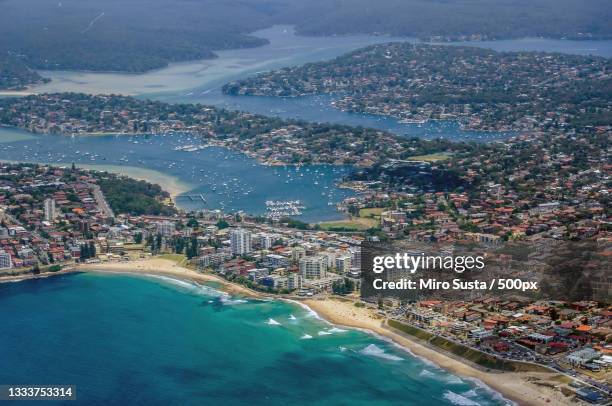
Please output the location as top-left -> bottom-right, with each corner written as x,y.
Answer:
0,93 -> 609,245
0,34 -> 609,406
0,161 -> 609,404
0,93 -> 409,167
223,43 -> 611,133
1,1 -> 611,405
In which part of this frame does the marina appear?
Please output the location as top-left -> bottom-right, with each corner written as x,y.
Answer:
0,128 -> 355,222
265,200 -> 305,219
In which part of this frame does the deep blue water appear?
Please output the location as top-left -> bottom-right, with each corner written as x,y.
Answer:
173,93 -> 513,142
0,129 -> 354,222
0,273 -> 512,405
7,26 -> 610,221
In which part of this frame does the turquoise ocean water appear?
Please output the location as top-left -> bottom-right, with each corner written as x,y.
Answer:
0,273 -> 512,405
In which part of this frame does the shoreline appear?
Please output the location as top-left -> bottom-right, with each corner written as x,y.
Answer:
76,258 -> 265,298
1,259 -> 575,406
0,155 -> 192,201
302,298 -> 574,406
0,90 -> 34,97
0,267 -> 77,284
75,163 -> 192,200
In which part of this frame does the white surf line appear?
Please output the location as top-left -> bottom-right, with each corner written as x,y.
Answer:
281,298 -> 515,405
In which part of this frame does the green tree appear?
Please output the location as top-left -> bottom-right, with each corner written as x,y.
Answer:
216,219 -> 229,229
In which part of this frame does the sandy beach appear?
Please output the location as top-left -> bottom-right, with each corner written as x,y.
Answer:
0,145 -> 192,200
3,257 -> 576,406
81,259 -> 576,405
74,163 -> 192,200
77,257 -> 262,298
0,90 -> 34,97
303,298 -> 576,406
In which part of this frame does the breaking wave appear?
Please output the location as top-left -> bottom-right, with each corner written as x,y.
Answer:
328,327 -> 347,333
419,369 -> 436,378
464,378 -> 518,406
446,375 -> 464,385
144,274 -> 248,305
442,390 -> 481,406
359,344 -> 403,361
461,390 -> 478,398
220,296 -> 248,305
148,275 -> 198,290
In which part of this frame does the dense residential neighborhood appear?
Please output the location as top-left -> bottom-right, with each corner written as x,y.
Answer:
0,40 -> 609,406
0,93 -> 415,167
224,44 -> 611,133
2,1 -> 612,405
0,162 -> 609,402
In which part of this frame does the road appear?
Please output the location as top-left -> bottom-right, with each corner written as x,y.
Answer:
91,184 -> 115,219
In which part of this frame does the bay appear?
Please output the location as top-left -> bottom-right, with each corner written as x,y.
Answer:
0,273 -> 512,406
0,128 -> 354,222
5,25 -> 612,218
27,25 -> 612,139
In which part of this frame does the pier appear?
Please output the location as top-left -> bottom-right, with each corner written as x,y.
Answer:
177,194 -> 207,202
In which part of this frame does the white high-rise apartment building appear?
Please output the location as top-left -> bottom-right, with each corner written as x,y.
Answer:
349,246 -> 361,270
291,247 -> 306,263
230,228 -> 252,255
256,233 -> 274,249
0,250 -> 12,269
299,255 -> 328,279
156,221 -> 176,236
44,198 -> 57,222
335,255 -> 351,273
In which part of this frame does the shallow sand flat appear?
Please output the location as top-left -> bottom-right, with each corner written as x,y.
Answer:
0,153 -> 191,200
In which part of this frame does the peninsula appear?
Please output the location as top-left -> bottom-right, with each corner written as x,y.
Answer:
223,43 -> 611,133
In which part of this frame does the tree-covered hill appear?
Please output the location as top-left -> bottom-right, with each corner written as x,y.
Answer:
94,173 -> 177,216
0,54 -> 49,90
0,0 -> 610,89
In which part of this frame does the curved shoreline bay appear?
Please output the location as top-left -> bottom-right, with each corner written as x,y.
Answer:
0,128 -> 355,222
0,271 -> 515,406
